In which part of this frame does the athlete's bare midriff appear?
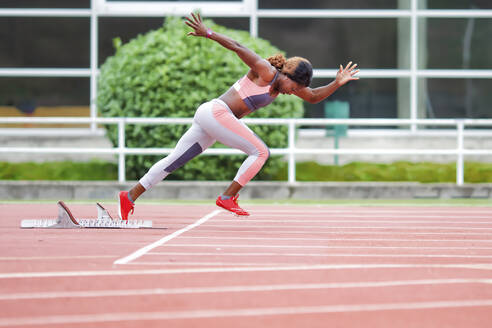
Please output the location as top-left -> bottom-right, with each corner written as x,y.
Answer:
218,88 -> 250,119
218,70 -> 278,119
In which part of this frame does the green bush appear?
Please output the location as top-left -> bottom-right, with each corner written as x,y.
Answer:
97,16 -> 303,181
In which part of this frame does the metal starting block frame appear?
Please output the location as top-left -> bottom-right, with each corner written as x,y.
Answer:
21,201 -> 152,229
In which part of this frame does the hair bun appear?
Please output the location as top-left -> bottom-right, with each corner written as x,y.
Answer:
267,53 -> 286,70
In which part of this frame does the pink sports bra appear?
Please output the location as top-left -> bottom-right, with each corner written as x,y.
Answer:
233,72 -> 279,112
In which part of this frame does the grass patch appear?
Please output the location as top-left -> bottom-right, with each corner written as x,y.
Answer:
275,161 -> 492,183
1,160 -> 492,183
0,161 -> 117,180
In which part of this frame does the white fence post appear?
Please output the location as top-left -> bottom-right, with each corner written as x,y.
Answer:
456,120 -> 465,186
118,120 -> 126,183
288,120 -> 296,184
90,0 -> 99,132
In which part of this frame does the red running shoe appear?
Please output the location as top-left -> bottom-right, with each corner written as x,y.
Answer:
216,194 -> 250,216
118,191 -> 134,221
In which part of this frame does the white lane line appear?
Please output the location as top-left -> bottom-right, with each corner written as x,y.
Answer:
128,262 -> 308,267
195,230 -> 492,236
1,299 -> 492,326
250,209 -> 492,216
2,263 -> 492,279
2,279 -> 492,301
199,224 -> 492,230
148,252 -> 492,259
129,261 -> 288,267
243,214 -> 492,220
212,219 -> 492,224
0,255 -> 118,261
113,210 -> 222,265
157,244 -> 492,250
250,209 -> 492,215
149,249 -> 492,255
179,236 -> 492,243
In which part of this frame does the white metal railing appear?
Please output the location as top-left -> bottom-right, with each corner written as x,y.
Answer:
1,117 -> 491,185
3,68 -> 492,79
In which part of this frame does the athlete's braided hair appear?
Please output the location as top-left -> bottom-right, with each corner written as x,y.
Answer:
267,54 -> 313,87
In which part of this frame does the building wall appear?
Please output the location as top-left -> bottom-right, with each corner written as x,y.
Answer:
0,0 -> 491,121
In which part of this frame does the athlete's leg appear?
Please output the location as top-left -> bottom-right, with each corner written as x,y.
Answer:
128,183 -> 146,203
198,100 -> 270,193
119,121 -> 214,220
195,100 -> 269,216
222,181 -> 242,197
119,102 -> 217,220
137,122 -> 215,196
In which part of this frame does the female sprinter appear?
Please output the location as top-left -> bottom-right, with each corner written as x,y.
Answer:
118,12 -> 359,219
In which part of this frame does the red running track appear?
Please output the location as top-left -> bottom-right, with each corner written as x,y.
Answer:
1,203 -> 492,327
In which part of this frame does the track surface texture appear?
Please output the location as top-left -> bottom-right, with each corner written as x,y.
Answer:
1,202 -> 492,327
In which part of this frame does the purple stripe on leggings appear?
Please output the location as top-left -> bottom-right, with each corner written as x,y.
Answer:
164,142 -> 203,173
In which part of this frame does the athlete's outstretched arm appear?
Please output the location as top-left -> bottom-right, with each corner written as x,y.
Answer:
185,13 -> 275,81
295,61 -> 360,104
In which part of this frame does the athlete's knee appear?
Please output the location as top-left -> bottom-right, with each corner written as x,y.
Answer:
257,144 -> 270,162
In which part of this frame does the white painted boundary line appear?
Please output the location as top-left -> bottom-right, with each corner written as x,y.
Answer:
2,279 -> 491,301
130,261 -> 288,267
196,230 -> 492,236
147,252 -> 492,259
252,206 -> 492,210
2,299 -> 492,326
152,244 -> 492,250
113,210 -> 222,265
243,214 -> 492,220
180,236 -> 492,243
251,209 -> 492,215
200,224 -> 492,230
0,255 -> 117,261
213,219 -> 492,224
2,263 -> 492,279
128,261 -> 307,267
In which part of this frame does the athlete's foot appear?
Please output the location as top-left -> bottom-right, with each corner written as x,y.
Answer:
118,191 -> 134,221
216,194 -> 250,216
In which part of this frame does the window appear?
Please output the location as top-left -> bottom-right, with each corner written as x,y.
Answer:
258,18 -> 406,69
304,78 -> 402,120
260,0 -> 400,9
423,78 -> 492,118
0,17 -> 90,68
0,77 -> 89,107
424,18 -> 492,69
424,0 -> 492,10
0,0 -> 90,8
2,0 -> 491,122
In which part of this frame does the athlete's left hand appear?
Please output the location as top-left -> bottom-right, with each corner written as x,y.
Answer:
185,12 -> 208,37
336,61 -> 360,86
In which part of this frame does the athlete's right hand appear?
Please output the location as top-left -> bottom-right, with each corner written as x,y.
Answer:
336,61 -> 360,87
185,12 -> 207,37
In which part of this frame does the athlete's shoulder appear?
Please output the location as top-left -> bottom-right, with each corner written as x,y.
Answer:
247,64 -> 277,86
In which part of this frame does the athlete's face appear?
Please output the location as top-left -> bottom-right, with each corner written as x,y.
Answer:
278,75 -> 303,95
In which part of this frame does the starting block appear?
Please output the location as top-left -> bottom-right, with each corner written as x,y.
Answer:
20,201 -> 152,229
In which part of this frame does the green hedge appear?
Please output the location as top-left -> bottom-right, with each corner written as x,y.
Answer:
0,161 -> 117,180
2,161 -> 492,183
275,161 -> 492,183
97,16 -> 303,181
